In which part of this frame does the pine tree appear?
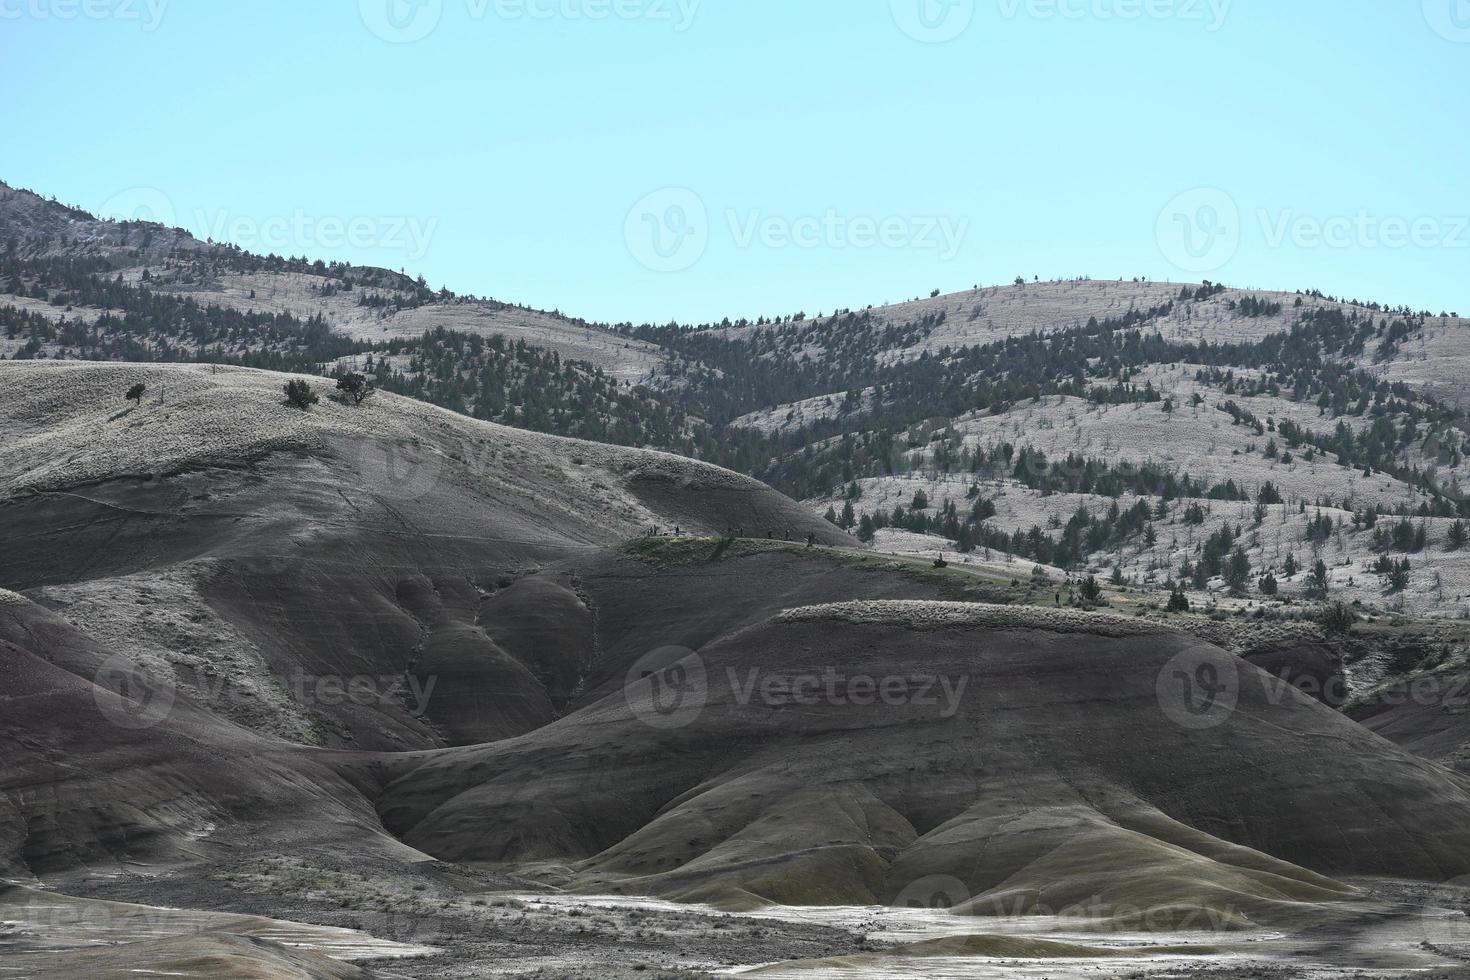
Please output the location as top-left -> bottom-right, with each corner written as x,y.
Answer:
1388,558 -> 1411,593
1449,520 -> 1468,551
1305,560 -> 1330,600
1225,547 -> 1252,596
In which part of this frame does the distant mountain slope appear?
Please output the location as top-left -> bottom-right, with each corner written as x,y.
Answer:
4,179 -> 1469,623
726,278 -> 1375,358
0,182 -> 206,261
0,180 -> 658,384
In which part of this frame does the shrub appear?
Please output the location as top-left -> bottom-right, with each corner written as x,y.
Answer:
335,372 -> 374,405
1319,601 -> 1357,635
284,379 -> 319,410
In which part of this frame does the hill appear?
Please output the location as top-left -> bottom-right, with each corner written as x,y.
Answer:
370,598 -> 1470,925
5,360 -> 1470,976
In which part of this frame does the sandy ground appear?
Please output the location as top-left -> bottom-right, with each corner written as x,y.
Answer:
19,875 -> 1470,980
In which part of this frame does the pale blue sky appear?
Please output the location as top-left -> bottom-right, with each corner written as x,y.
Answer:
3,1 -> 1467,323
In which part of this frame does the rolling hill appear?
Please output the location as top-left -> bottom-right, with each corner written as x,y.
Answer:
5,181 -> 1470,977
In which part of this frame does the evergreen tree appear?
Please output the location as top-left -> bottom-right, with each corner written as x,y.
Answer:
1449,520 -> 1468,551
1305,560 -> 1331,600
1225,547 -> 1252,596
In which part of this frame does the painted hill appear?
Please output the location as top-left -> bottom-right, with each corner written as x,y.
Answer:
4,359 -> 1470,977
367,600 -> 1470,926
